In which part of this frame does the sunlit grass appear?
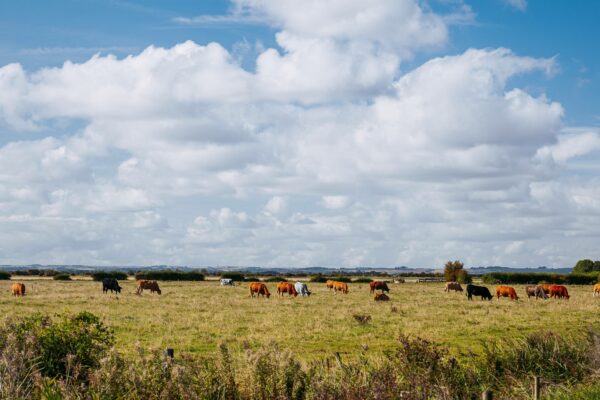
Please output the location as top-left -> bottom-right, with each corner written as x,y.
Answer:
1,278 -> 598,361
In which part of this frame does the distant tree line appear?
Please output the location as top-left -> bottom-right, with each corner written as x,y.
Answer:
573,259 -> 600,273
483,272 -> 598,285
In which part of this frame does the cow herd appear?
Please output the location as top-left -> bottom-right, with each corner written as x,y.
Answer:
6,279 -> 600,304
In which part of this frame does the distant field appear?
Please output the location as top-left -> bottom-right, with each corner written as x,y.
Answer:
1,279 -> 599,361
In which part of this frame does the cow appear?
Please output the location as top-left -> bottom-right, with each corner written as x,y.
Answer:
332,281 -> 349,294
326,280 -> 335,290
525,285 -> 548,300
294,282 -> 311,297
249,282 -> 270,298
549,284 -> 569,299
102,278 -> 121,294
394,279 -> 405,284
220,278 -> 234,286
136,280 -> 161,295
445,282 -> 463,292
496,286 -> 519,300
11,282 -> 25,297
538,284 -> 552,294
594,283 -> 600,297
369,281 -> 390,294
466,284 -> 493,301
374,293 -> 390,301
277,282 -> 297,297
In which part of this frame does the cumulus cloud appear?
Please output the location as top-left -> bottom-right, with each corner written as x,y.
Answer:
0,1 -> 596,267
504,0 -> 527,12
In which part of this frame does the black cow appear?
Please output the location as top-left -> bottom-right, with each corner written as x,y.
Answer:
102,278 -> 122,294
466,284 -> 492,300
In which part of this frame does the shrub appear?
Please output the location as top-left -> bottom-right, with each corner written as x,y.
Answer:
134,270 -> 205,281
309,275 -> 328,283
243,277 -> 261,282
0,271 -> 10,280
444,260 -> 465,282
352,277 -> 373,283
53,273 -> 72,281
264,276 -> 287,282
456,269 -> 472,284
90,271 -> 128,281
221,272 -> 245,281
482,272 -> 597,285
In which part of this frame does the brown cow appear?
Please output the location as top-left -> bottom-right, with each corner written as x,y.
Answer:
277,282 -> 297,297
11,282 -> 26,297
549,284 -> 569,299
369,281 -> 390,294
326,280 -> 335,290
374,293 -> 390,301
444,282 -> 463,292
332,281 -> 349,294
496,285 -> 519,300
525,285 -> 548,300
538,284 -> 551,294
249,282 -> 270,298
594,283 -> 600,297
136,280 -> 161,295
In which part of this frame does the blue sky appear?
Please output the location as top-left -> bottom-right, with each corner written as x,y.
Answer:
0,0 -> 599,267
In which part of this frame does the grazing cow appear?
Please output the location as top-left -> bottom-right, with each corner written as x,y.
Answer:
136,280 -> 161,295
11,282 -> 26,297
332,281 -> 349,294
549,284 -> 569,299
369,281 -> 390,294
525,285 -> 548,300
445,282 -> 463,292
326,280 -> 335,290
538,284 -> 551,294
277,282 -> 297,297
102,278 -> 121,294
294,282 -> 311,297
496,286 -> 519,300
594,283 -> 600,297
220,278 -> 234,286
249,282 -> 270,298
374,293 -> 390,301
466,284 -> 493,301
394,279 -> 405,284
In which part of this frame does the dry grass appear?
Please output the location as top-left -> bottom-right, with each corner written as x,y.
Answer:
1,279 -> 599,361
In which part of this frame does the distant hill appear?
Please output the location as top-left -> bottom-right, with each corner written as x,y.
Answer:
0,264 -> 571,275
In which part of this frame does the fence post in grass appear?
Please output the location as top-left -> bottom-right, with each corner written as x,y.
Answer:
533,376 -> 540,400
165,348 -> 174,359
482,389 -> 493,400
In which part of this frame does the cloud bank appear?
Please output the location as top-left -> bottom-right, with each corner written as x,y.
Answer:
0,0 -> 598,267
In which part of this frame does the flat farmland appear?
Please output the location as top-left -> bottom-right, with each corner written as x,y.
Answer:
1,279 -> 599,361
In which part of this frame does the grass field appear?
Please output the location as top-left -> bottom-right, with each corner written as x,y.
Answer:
1,278 -> 599,361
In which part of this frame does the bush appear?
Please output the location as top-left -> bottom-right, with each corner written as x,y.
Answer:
482,272 -> 597,285
456,269 -> 472,284
53,273 -> 72,281
220,271 -> 245,281
0,271 -> 10,280
309,275 -> 328,283
90,271 -> 128,281
264,276 -> 287,282
352,277 -> 373,283
444,260 -> 465,282
243,277 -> 261,282
134,270 -> 205,281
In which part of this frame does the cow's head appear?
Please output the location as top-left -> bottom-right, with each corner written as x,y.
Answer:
157,288 -> 162,295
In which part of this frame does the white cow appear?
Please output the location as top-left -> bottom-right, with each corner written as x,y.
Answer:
294,282 -> 311,296
220,278 -> 234,286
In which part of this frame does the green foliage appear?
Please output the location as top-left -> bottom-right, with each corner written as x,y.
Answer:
221,272 -> 245,281
482,272 -> 597,285
52,273 -> 72,281
264,276 -> 288,282
352,277 -> 373,283
309,275 -> 328,283
90,271 -> 128,281
573,259 -> 597,273
444,260 -> 465,282
134,270 -> 205,281
0,271 -> 10,280
456,269 -> 472,284
243,277 -> 261,282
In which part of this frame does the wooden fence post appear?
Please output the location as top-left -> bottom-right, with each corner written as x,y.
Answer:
533,376 -> 540,400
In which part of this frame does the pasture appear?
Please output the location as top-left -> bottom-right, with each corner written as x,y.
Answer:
1,279 -> 599,361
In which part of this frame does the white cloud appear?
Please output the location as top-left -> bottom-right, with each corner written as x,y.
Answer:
0,1 -> 596,267
504,0 -> 527,12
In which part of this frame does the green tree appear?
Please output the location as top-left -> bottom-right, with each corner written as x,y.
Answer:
573,259 -> 595,273
444,260 -> 465,282
456,269 -> 472,284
